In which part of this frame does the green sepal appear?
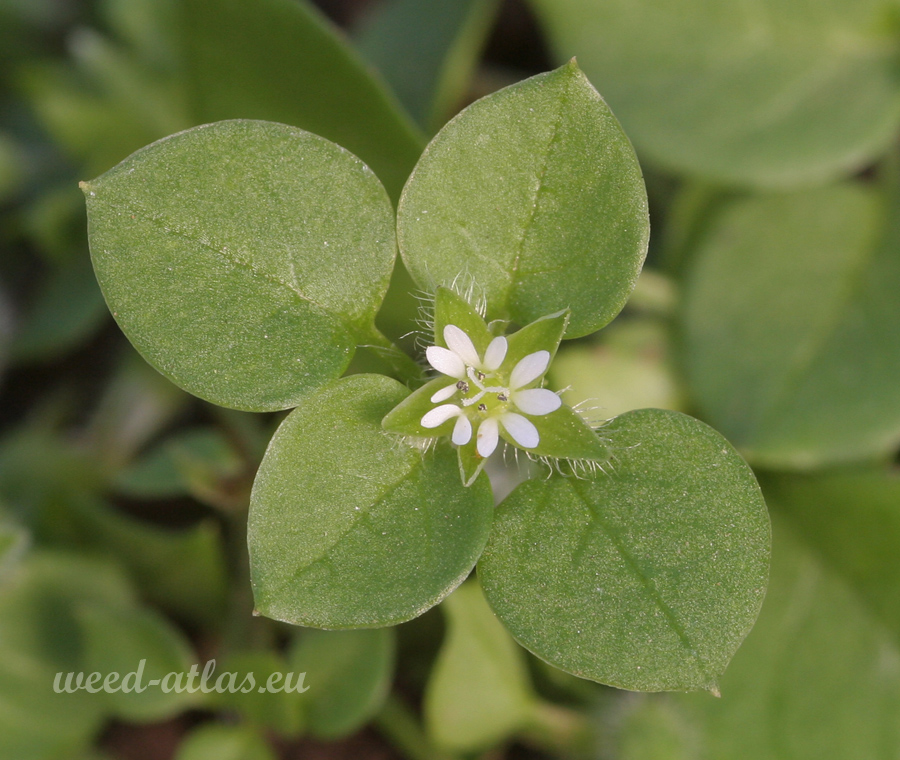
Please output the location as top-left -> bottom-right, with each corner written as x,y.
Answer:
527,404 -> 610,462
457,438 -> 487,487
505,310 -> 569,375
382,377 -> 458,438
433,286 -> 493,353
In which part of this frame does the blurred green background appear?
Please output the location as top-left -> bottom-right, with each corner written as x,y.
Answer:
1,0 -> 899,758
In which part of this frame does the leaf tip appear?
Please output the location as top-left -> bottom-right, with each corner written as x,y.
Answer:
707,683 -> 722,698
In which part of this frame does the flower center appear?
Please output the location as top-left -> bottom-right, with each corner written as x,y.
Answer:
458,365 -> 510,416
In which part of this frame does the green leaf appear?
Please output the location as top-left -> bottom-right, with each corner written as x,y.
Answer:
183,0 -> 424,201
76,603 -> 197,722
249,374 -> 494,628
479,408 -> 770,691
398,61 -> 649,337
84,119 -> 397,412
761,467 -> 900,644
354,0 -> 502,133
175,724 -> 276,760
290,628 -> 394,739
616,517 -> 900,760
425,581 -> 535,752
530,0 -> 900,186
682,182 -> 900,467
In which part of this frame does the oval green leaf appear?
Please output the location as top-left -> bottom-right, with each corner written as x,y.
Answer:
290,628 -> 394,739
478,408 -> 770,692
425,581 -> 536,752
398,61 -> 649,338
531,0 -> 900,187
682,183 -> 900,467
84,120 -> 397,411
248,374 -> 494,628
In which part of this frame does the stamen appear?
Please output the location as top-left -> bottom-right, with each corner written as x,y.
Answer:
461,390 -> 487,407
467,365 -> 486,391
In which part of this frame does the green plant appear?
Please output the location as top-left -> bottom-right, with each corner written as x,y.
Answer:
82,60 -> 769,696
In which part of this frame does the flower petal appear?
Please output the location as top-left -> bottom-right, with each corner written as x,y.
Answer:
510,350 -> 551,389
500,412 -> 540,449
512,388 -> 562,416
452,414 -> 472,445
483,336 -> 508,371
421,404 -> 462,428
430,383 -> 458,403
443,324 -> 480,368
426,345 -> 466,379
476,417 -> 499,458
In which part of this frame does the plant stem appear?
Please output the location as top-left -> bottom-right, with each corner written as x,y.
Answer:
373,693 -> 461,760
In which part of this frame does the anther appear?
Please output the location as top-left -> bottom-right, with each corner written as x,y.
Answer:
497,393 -> 508,402
456,380 -> 469,392
477,403 -> 487,412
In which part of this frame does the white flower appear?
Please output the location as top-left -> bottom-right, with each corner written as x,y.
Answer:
420,324 -> 561,457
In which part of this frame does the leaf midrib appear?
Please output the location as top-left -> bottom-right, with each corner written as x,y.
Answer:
571,479 -> 716,684
502,72 -> 572,318
282,454 -> 422,587
91,193 -> 361,335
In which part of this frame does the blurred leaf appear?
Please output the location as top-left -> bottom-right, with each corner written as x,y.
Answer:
290,627 -> 394,739
530,0 -> 900,186
10,252 -> 108,363
0,131 -> 23,202
682,183 -> 900,467
398,62 -> 649,338
73,499 -> 229,629
0,553 -> 134,760
114,427 -> 244,504
183,0 -> 424,201
616,517 -> 900,759
425,581 -> 535,752
84,119 -> 397,411
175,724 -> 276,760
100,0 -> 182,70
549,317 -> 684,421
84,350 -> 189,470
249,375 -> 494,627
355,0 -> 501,133
0,516 -> 28,585
21,57 -> 175,177
76,602 -> 196,722
0,427 -> 106,543
207,650 -> 306,737
479,408 -> 770,692
762,467 -> 900,643
0,423 -> 228,627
